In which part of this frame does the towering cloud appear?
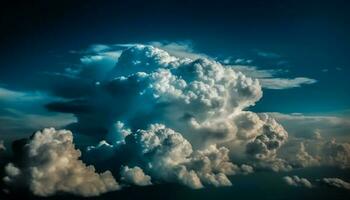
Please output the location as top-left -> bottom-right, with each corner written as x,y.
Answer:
3,43 -> 347,197
3,128 -> 120,197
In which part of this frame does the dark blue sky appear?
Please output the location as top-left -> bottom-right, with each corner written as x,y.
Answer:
1,0 -> 349,114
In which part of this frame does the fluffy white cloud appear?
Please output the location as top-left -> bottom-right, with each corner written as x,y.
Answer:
321,178 -> 350,190
283,176 -> 313,188
121,124 -> 254,189
120,166 -> 152,186
3,128 -> 120,197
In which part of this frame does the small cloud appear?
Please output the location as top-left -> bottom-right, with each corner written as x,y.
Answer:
259,77 -> 317,89
283,176 -> 313,188
254,49 -> 281,59
321,69 -> 329,72
120,166 -> 152,186
313,130 -> 323,140
149,41 -> 209,60
321,178 -> 350,190
221,57 -> 253,65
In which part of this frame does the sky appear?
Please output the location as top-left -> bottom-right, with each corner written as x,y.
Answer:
0,0 -> 350,199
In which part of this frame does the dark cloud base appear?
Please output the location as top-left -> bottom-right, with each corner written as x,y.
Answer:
1,166 -> 349,200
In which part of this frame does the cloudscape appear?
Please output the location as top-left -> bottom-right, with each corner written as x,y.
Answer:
0,1 -> 349,200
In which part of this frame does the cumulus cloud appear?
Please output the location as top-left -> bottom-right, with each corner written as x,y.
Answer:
44,44 -> 265,146
123,124 -> 238,188
4,43 -> 337,193
245,114 -> 291,171
321,178 -> 350,190
120,166 -> 152,186
36,44 -> 296,174
3,128 -> 120,197
283,176 -> 313,188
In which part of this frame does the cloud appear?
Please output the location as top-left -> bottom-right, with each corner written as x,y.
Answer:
279,137 -> 350,169
321,139 -> 350,169
122,124 -> 238,189
245,114 -> 292,171
290,142 -> 320,168
149,41 -> 210,60
5,43 -> 344,195
120,166 -> 152,186
86,123 -> 255,189
267,112 -> 350,141
283,176 -> 313,188
42,44 -> 265,146
258,77 -> 317,89
255,50 -> 281,59
228,65 -> 317,90
35,44 -> 299,175
0,140 -> 5,152
321,178 -> 350,190
3,128 -> 120,197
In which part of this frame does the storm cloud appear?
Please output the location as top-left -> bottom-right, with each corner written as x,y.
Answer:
1,44 -> 349,197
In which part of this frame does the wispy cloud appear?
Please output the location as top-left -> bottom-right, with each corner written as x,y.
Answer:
259,77 -> 317,89
254,49 -> 281,59
229,65 -> 316,89
149,41 -> 210,60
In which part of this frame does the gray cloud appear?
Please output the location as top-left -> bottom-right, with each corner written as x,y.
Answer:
283,176 -> 313,188
0,140 -> 5,152
120,166 -> 152,186
258,77 -> 317,89
321,178 -> 350,190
